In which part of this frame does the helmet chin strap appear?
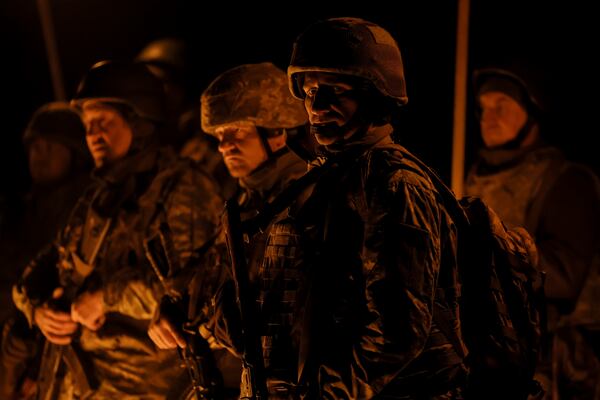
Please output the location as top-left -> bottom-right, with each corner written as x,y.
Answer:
491,115 -> 536,150
255,126 -> 275,160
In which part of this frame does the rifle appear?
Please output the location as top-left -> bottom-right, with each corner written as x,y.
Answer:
222,198 -> 267,400
144,222 -> 224,400
36,295 -> 97,400
34,217 -> 112,400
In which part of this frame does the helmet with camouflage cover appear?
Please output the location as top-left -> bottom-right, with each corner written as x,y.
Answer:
288,17 -> 408,106
201,62 -> 307,136
72,60 -> 167,124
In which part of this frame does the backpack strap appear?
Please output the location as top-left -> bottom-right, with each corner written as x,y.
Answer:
240,159 -> 334,235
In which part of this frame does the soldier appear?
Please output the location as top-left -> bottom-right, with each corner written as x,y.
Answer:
12,60 -> 223,399
271,17 -> 467,398
137,37 -> 237,199
465,66 -> 600,399
147,62 -> 308,399
177,18 -> 466,399
1,103 -> 91,321
0,102 -> 91,399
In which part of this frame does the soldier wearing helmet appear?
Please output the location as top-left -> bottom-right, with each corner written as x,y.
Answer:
137,37 -> 237,198
147,62 -> 308,398
23,102 -> 91,185
288,17 -> 408,146
275,17 -> 467,398
1,102 -> 91,313
200,62 -> 307,180
11,60 -> 224,398
465,65 -> 600,398
71,60 -> 167,167
135,37 -> 195,149
0,102 -> 91,399
151,19 -> 465,399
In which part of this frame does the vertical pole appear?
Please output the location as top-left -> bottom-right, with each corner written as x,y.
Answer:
451,0 -> 470,197
37,0 -> 66,101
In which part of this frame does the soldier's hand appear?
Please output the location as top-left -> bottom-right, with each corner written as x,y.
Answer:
34,288 -> 78,344
71,290 -> 106,331
148,312 -> 187,350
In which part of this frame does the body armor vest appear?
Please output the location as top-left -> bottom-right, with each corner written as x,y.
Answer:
465,147 -> 563,230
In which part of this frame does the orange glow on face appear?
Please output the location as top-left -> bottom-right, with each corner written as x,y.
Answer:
479,91 -> 528,148
81,102 -> 133,168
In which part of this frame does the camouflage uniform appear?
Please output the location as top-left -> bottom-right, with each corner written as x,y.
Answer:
210,20 -> 465,399
466,144 -> 600,400
465,145 -> 600,315
12,61 -> 223,399
552,253 -> 600,400
13,146 -> 222,399
0,102 -> 91,324
136,37 -> 237,199
465,68 -> 600,400
192,62 -> 309,398
212,128 -> 465,399
0,102 -> 91,398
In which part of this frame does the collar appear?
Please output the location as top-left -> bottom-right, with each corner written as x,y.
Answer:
239,147 -> 307,203
323,123 -> 394,157
476,141 -> 561,174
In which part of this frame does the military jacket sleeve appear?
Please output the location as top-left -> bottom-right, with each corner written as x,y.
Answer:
536,164 -> 600,302
102,162 -> 223,315
348,160 -> 449,396
164,164 -> 224,267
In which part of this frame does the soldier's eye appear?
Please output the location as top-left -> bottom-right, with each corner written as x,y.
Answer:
304,87 -> 318,97
85,118 -> 109,134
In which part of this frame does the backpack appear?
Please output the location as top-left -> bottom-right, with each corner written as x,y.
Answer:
449,196 -> 545,400
385,145 -> 545,398
242,147 -> 546,398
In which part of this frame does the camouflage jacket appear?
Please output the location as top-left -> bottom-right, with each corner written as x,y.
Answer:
210,126 -> 464,399
465,144 -> 600,326
13,147 -> 222,399
198,148 -> 308,394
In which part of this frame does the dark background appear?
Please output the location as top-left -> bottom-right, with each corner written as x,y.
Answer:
1,0 -> 597,199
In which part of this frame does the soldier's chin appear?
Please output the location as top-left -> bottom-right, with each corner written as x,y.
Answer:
310,123 -> 343,145
92,155 -> 108,168
225,160 -> 250,178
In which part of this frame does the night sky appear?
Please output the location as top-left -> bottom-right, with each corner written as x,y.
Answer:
1,0 -> 597,198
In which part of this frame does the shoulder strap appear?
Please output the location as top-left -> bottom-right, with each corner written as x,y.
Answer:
397,149 -> 469,226
241,160 -> 333,235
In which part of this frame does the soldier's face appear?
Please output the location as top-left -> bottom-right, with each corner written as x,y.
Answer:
214,122 -> 268,178
81,102 -> 133,167
28,137 -> 72,184
301,72 -> 363,146
479,91 -> 528,148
